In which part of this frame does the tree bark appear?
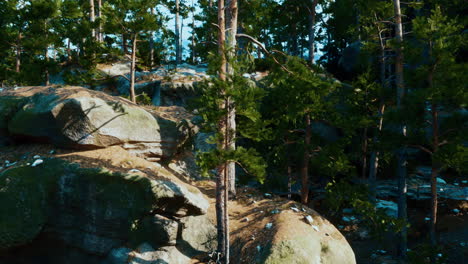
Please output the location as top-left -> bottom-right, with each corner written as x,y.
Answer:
308,0 -> 318,64
15,33 -> 22,73
369,103 -> 385,202
287,165 -> 292,199
175,0 -> 181,67
122,33 -> 127,54
217,1 -> 228,262
301,114 -> 311,205
430,102 -> 439,252
191,0 -> 196,64
361,128 -> 368,179
44,20 -> 49,86
226,0 -> 238,199
393,0 -> 407,259
369,18 -> 387,202
97,0 -> 102,42
67,38 -> 72,63
45,47 -> 50,86
428,51 -> 438,262
149,8 -> 155,68
89,0 -> 96,39
290,22 -> 298,56
130,34 -> 137,103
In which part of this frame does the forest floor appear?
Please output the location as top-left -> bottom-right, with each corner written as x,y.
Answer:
0,144 -> 466,264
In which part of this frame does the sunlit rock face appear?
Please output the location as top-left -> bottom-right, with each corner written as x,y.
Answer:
2,86 -> 186,161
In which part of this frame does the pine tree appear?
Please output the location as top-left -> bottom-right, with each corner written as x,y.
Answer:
392,0 -> 409,258
405,5 -> 467,260
262,57 -> 340,205
105,0 -> 160,103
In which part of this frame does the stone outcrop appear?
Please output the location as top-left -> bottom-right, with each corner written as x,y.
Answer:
0,158 -> 215,263
1,86 -> 187,161
258,210 -> 356,264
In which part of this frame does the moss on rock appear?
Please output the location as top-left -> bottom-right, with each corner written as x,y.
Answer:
0,158 -> 209,255
0,159 -> 66,249
0,96 -> 26,136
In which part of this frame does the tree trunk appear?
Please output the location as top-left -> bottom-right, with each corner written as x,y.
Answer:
15,33 -> 21,73
130,34 -> 137,103
430,102 -> 439,256
369,103 -> 385,202
97,0 -> 102,42
287,165 -> 292,199
301,114 -> 311,205
428,52 -> 438,262
191,0 -> 196,64
308,0 -> 318,64
290,22 -> 298,56
217,0 -> 228,262
122,33 -> 127,54
45,47 -> 50,86
181,17 -> 184,63
226,0 -> 238,199
44,20 -> 49,86
149,8 -> 155,68
89,0 -> 96,39
175,0 -> 181,67
369,21 -> 387,202
67,38 -> 72,63
393,0 -> 407,258
361,128 -> 368,179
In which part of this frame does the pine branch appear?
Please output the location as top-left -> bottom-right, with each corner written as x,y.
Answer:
408,144 -> 433,155
235,33 -> 293,74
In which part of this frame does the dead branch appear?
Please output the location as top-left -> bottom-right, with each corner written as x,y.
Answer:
235,33 -> 293,74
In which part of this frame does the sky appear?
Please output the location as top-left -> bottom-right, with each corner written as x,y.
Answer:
161,0 -> 324,62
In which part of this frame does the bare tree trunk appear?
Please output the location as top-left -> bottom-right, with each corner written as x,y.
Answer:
290,22 -> 298,56
428,53 -> 438,262
287,165 -> 292,200
217,1 -> 228,262
15,33 -> 22,73
89,0 -> 96,39
130,34 -> 137,103
122,33 -> 127,54
361,128 -> 368,179
393,0 -> 407,259
191,0 -> 196,64
175,0 -> 181,67
369,18 -> 387,202
67,38 -> 72,63
430,102 -> 439,256
44,20 -> 49,86
181,17 -> 184,63
226,0 -> 238,199
97,0 -> 102,42
301,114 -> 311,205
149,8 -> 155,68
45,48 -> 50,86
369,103 -> 385,201
308,0 -> 318,64
215,165 -> 226,263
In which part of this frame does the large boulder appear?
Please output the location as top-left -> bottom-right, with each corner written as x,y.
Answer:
259,210 -> 356,264
2,86 -> 185,160
0,158 -> 209,255
0,96 -> 25,146
107,243 -> 191,264
178,214 -> 217,253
